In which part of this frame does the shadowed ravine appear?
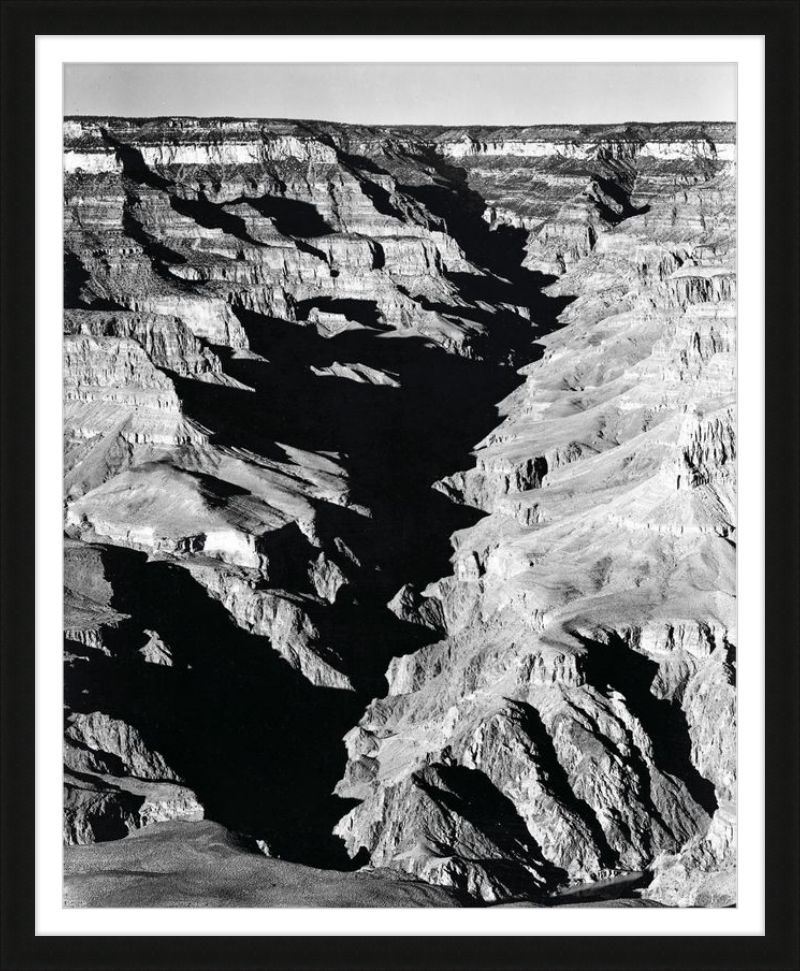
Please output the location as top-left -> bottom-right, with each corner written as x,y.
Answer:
63,118 -> 737,906
67,255 -> 568,868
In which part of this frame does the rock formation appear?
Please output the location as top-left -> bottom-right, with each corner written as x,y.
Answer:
63,117 -> 736,907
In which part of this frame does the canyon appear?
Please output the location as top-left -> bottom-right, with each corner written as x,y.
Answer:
62,117 -> 736,907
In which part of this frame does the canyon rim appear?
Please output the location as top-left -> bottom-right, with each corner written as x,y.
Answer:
62,72 -> 737,909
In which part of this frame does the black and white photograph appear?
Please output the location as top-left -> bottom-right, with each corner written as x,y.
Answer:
61,61 -> 738,910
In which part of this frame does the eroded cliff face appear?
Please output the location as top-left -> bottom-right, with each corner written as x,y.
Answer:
63,118 -> 736,905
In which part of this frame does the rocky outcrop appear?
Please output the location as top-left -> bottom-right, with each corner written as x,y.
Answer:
330,123 -> 736,903
63,117 -> 736,907
63,540 -> 205,844
644,803 -> 736,907
64,772 -> 203,846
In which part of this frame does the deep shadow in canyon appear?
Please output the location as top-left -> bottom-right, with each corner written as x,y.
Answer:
415,762 -> 568,894
176,276 -> 567,605
140,228 -> 570,868
65,546 -> 370,869
580,633 -> 719,817
66,157 -> 576,871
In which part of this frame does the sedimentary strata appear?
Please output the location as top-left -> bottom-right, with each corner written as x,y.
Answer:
63,118 -> 736,906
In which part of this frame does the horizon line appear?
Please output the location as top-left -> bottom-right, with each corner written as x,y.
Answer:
63,115 -> 737,127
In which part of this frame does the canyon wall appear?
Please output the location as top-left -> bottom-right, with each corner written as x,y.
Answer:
63,118 -> 736,906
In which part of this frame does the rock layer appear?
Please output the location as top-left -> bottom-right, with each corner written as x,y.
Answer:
63,117 -> 736,907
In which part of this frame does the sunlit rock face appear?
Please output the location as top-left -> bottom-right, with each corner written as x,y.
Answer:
63,117 -> 735,906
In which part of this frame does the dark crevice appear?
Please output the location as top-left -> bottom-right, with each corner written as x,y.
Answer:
299,125 -> 408,223
240,194 -> 334,238
415,763 -> 567,894
369,240 -> 385,270
63,251 -> 92,309
350,170 -> 406,220
172,316 -> 494,598
63,251 -> 126,311
509,701 -> 620,869
169,193 -> 264,247
578,633 -> 719,816
65,547 -> 369,869
100,129 -> 172,191
722,640 -> 737,686
397,147 -> 548,288
585,161 -> 650,225
121,185 -> 188,284
294,297 -> 385,329
294,239 -> 329,262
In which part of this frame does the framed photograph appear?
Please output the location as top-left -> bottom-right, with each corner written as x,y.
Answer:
1,1 -> 797,969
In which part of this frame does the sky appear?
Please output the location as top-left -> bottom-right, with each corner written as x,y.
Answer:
64,62 -> 736,125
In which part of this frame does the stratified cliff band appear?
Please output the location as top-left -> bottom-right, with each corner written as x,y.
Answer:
63,118 -> 736,908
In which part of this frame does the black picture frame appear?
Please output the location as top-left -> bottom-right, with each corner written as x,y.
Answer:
1,1 -> 798,968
